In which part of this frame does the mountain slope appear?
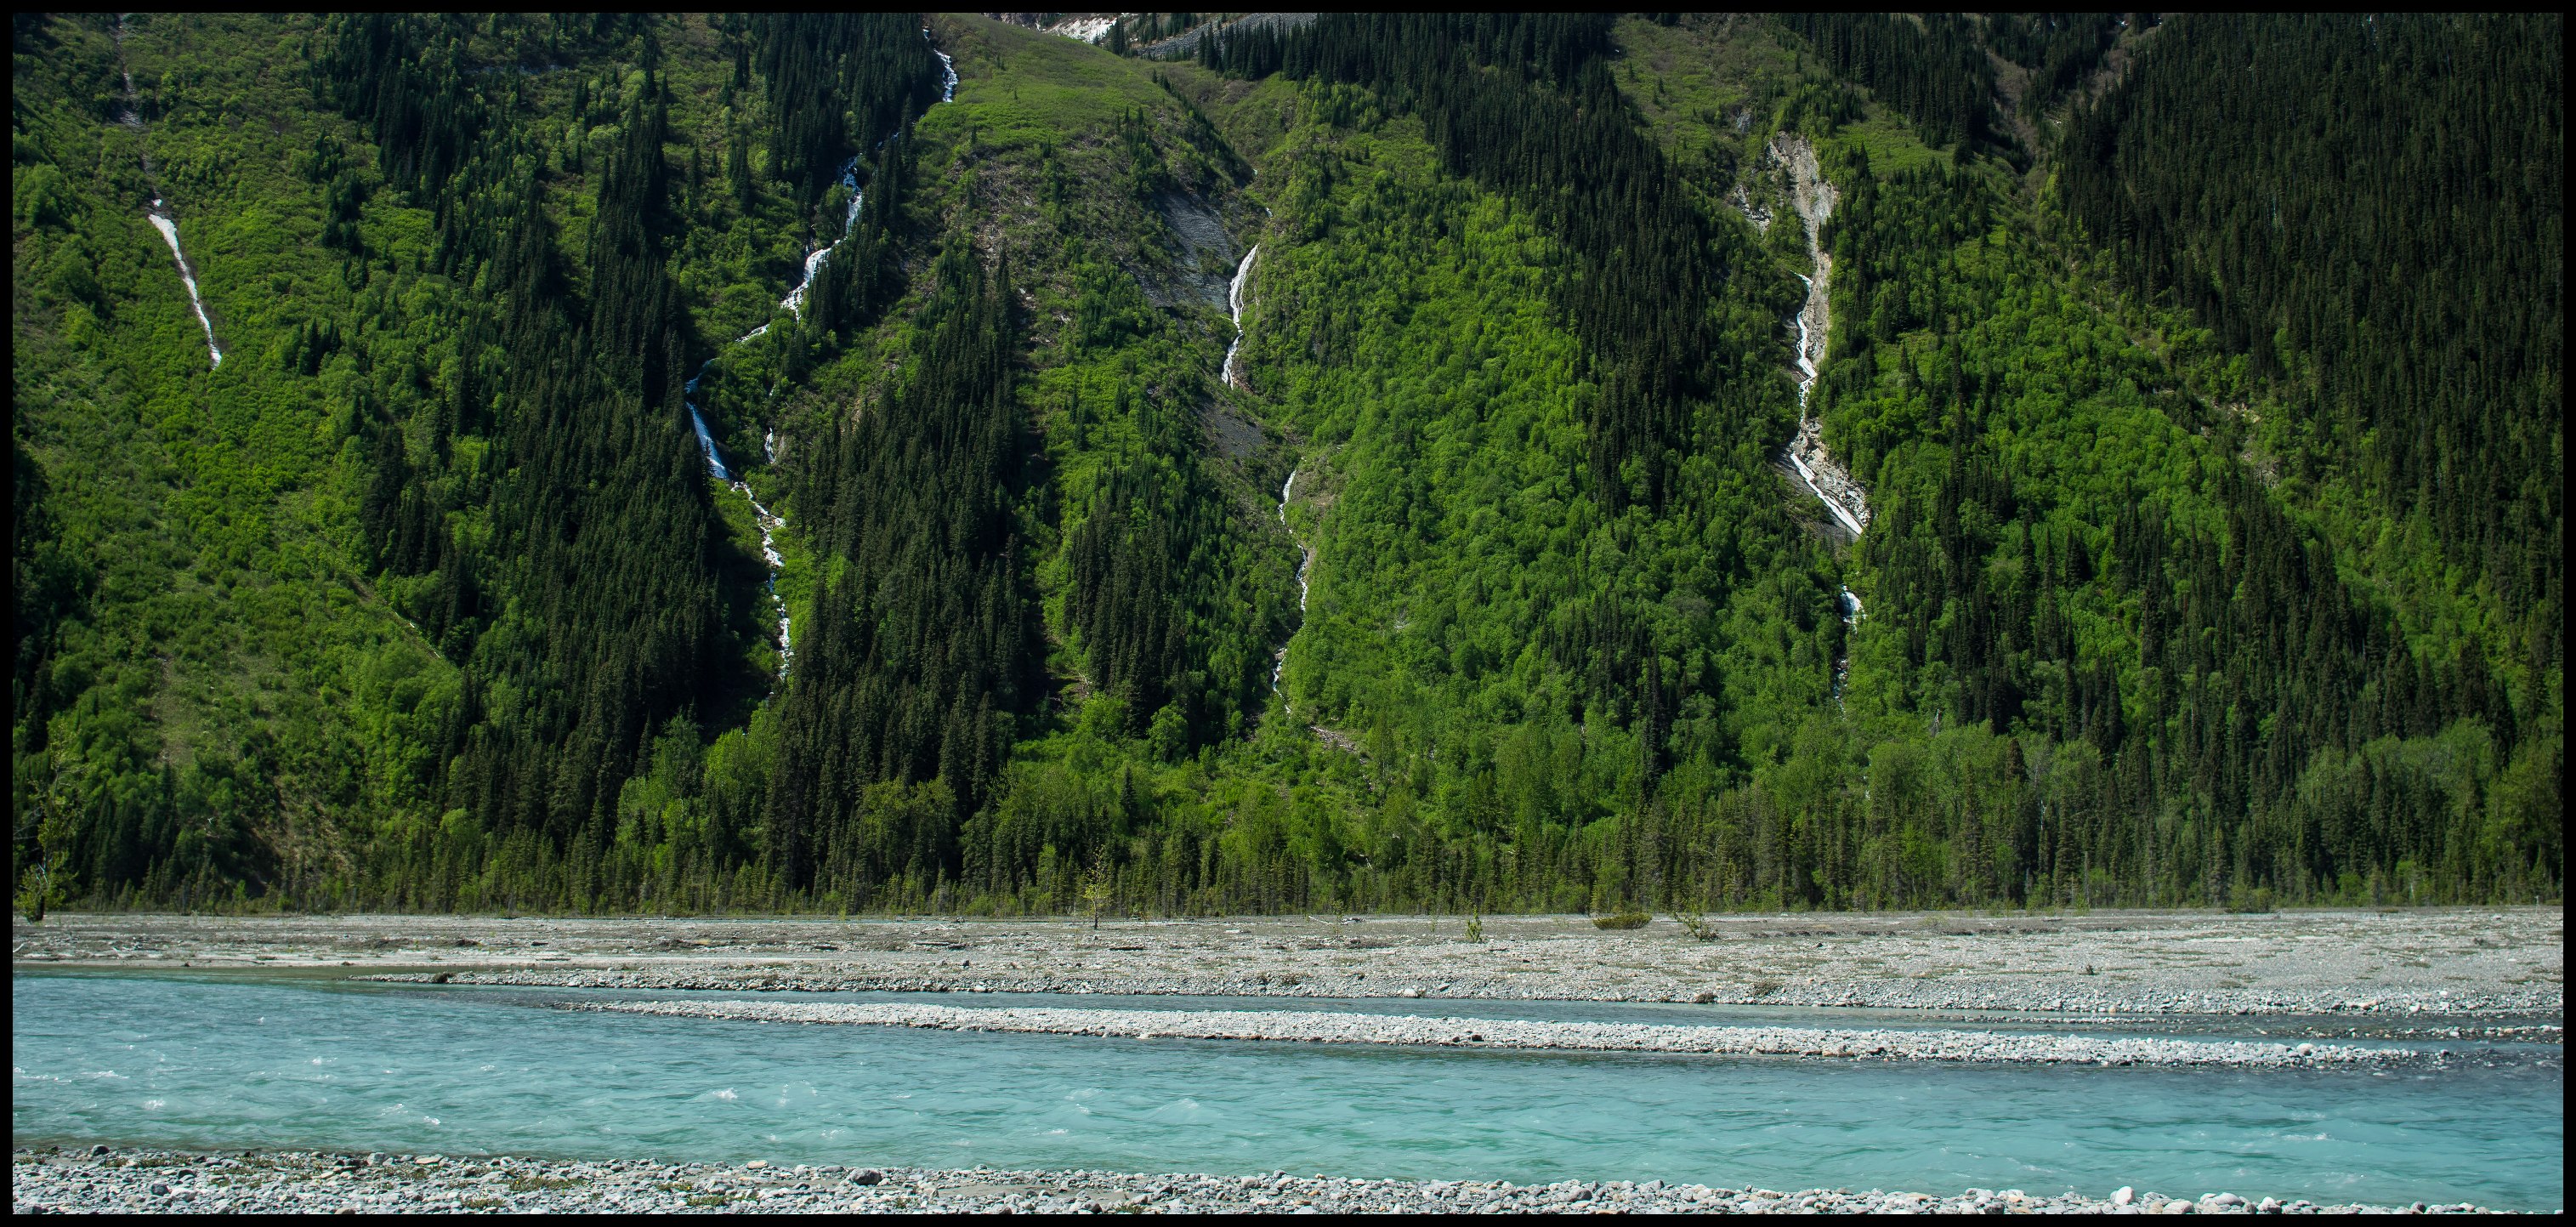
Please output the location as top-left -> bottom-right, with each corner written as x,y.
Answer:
12,12 -> 2560,915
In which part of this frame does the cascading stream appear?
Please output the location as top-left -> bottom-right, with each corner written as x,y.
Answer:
146,203 -> 224,369
1230,243 -> 1311,707
1745,133 -> 1871,707
685,361 -> 793,675
1270,467 -> 1313,698
1222,244 -> 1257,389
115,17 -> 222,369
1762,134 -> 1868,538
1831,586 -> 1864,703
685,32 -> 955,679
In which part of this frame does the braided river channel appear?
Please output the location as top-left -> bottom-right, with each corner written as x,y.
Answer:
13,972 -> 2562,1209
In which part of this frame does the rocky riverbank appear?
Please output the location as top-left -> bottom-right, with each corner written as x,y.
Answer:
8,1147 -> 2505,1215
567,998 -> 2413,1066
16,909 -> 2560,1020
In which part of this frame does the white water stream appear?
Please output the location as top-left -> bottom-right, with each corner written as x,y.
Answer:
684,34 -> 955,678
684,361 -> 794,674
1270,466 -> 1313,698
1762,134 -> 1870,539
1233,242 -> 1311,705
1784,271 -> 1858,536
146,200 -> 223,369
1745,135 -> 1870,705
1222,244 -> 1257,389
115,16 -> 223,370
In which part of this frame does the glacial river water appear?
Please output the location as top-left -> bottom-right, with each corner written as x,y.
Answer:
12,973 -> 2562,1209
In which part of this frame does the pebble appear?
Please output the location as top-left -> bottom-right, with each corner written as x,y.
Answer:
15,1147 -> 2499,1214
565,999 -> 2413,1069
23,910 -> 2560,1022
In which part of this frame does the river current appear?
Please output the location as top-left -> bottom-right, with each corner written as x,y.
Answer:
12,973 -> 2561,1209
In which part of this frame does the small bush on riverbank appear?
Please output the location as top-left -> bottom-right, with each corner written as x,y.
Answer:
1592,911 -> 1651,930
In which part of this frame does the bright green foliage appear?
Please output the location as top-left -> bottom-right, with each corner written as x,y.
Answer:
12,13 -> 2560,916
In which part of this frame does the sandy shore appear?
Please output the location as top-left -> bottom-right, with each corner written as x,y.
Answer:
14,908 -> 2561,1019
8,1147 -> 2505,1215
569,997 -> 2413,1065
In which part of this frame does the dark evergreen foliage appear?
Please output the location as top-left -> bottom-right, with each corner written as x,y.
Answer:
1779,13 -> 1995,151
766,245 -> 1041,896
316,14 -> 750,878
1981,13 -> 2121,116
750,13 -> 939,205
2058,14 -> 2562,694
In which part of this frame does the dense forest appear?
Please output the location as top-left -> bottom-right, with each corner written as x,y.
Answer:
12,12 -> 2560,918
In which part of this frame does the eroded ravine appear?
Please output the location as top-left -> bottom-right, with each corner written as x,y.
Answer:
1768,133 -> 1868,537
1742,134 -> 1870,702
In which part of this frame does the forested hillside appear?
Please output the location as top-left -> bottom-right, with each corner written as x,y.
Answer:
13,13 -> 2560,917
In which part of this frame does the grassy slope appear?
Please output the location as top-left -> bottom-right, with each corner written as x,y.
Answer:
15,14 -> 456,899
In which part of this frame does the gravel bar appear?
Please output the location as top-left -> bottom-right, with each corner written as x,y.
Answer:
9,1147 -> 2509,1214
18,909 -> 2560,1019
569,998 -> 2411,1066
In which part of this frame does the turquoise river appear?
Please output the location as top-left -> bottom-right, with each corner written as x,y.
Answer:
11,972 -> 2562,1209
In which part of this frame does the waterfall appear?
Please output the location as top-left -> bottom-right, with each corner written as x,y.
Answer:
686,34 -> 958,679
1830,587 -> 1866,705
1743,134 -> 1872,707
1782,267 -> 1861,535
776,157 -> 868,323
685,363 -> 793,673
1222,245 -> 1258,389
1270,467 -> 1312,697
146,203 -> 223,368
1237,239 -> 1307,706
1761,133 -> 1870,539
116,18 -> 221,371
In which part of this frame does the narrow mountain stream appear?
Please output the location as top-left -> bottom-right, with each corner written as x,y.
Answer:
116,17 -> 222,369
145,203 -> 223,369
1747,134 -> 1870,702
1222,243 -> 1257,389
1270,468 -> 1313,700
1227,243 -> 1313,706
1771,134 -> 1868,537
683,33 -> 955,679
